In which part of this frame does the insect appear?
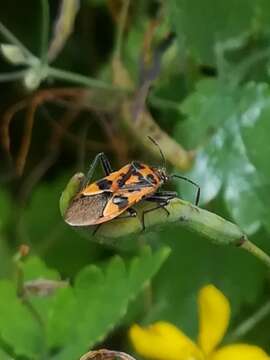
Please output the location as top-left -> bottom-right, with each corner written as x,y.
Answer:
64,137 -> 200,231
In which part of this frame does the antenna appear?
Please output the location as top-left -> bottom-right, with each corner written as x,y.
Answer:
147,136 -> 166,168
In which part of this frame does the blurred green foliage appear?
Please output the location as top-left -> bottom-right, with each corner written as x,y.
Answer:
1,0 -> 270,359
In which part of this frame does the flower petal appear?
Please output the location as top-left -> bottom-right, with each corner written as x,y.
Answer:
198,285 -> 230,355
129,322 -> 203,360
210,344 -> 270,360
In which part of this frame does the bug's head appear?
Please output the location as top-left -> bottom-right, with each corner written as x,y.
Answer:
154,167 -> 169,183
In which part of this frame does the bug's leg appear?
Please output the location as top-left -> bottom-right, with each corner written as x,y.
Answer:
93,224 -> 102,236
150,191 -> 178,198
93,208 -> 137,236
126,207 -> 137,217
141,202 -> 168,231
100,153 -> 113,175
141,192 -> 176,231
171,174 -> 200,206
82,153 -> 113,188
114,207 -> 137,220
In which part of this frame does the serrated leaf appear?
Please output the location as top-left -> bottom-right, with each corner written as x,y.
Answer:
51,246 -> 169,360
0,348 -> 13,359
168,0 -> 270,64
128,246 -> 171,295
0,280 -> 43,358
22,256 -> 60,281
47,287 -> 76,349
179,80 -> 270,235
178,79 -> 236,148
20,175 -> 102,277
20,256 -> 69,353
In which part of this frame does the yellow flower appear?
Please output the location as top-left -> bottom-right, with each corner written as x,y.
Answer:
129,285 -> 269,360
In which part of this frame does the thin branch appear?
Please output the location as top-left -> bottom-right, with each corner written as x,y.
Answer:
114,0 -> 130,60
0,70 -> 27,82
15,98 -> 37,176
40,0 -> 50,65
0,21 -> 34,59
148,93 -> 182,112
48,66 -> 128,92
240,240 -> 270,270
225,301 -> 270,343
1,99 -> 28,153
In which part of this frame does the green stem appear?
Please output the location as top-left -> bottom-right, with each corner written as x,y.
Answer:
149,94 -> 182,111
60,175 -> 270,268
231,47 -> 270,86
240,239 -> 270,269
98,198 -> 246,245
0,70 -> 27,82
103,204 -> 270,267
60,174 -> 270,269
23,298 -> 48,360
0,21 -> 34,59
48,66 -> 128,91
225,301 -> 270,343
13,252 -> 48,359
40,0 -> 50,65
114,0 -> 130,60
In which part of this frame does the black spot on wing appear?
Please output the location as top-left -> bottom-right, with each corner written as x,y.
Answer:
112,195 -> 129,210
130,168 -> 145,181
117,177 -> 125,187
96,178 -> 112,190
132,161 -> 145,170
117,166 -> 133,187
147,174 -> 157,184
137,173 -> 145,181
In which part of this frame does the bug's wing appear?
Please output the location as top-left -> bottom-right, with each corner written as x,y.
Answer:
102,187 -> 156,219
124,164 -> 160,187
81,165 -> 131,195
64,193 -> 111,226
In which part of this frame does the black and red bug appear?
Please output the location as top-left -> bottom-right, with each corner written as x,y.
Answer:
64,137 -> 200,231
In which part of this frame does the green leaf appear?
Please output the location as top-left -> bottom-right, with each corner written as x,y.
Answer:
21,256 -> 69,353
147,226 -> 265,338
0,280 -> 43,358
0,188 -> 13,232
51,246 -> 170,360
22,256 -> 60,281
0,348 -> 13,360
177,79 -> 236,148
0,236 -> 12,279
168,0 -> 270,64
20,175 -> 104,277
47,287 -> 76,349
179,80 -> 270,235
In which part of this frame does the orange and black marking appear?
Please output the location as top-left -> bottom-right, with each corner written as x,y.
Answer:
69,161 -> 165,225
64,137 -> 201,231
